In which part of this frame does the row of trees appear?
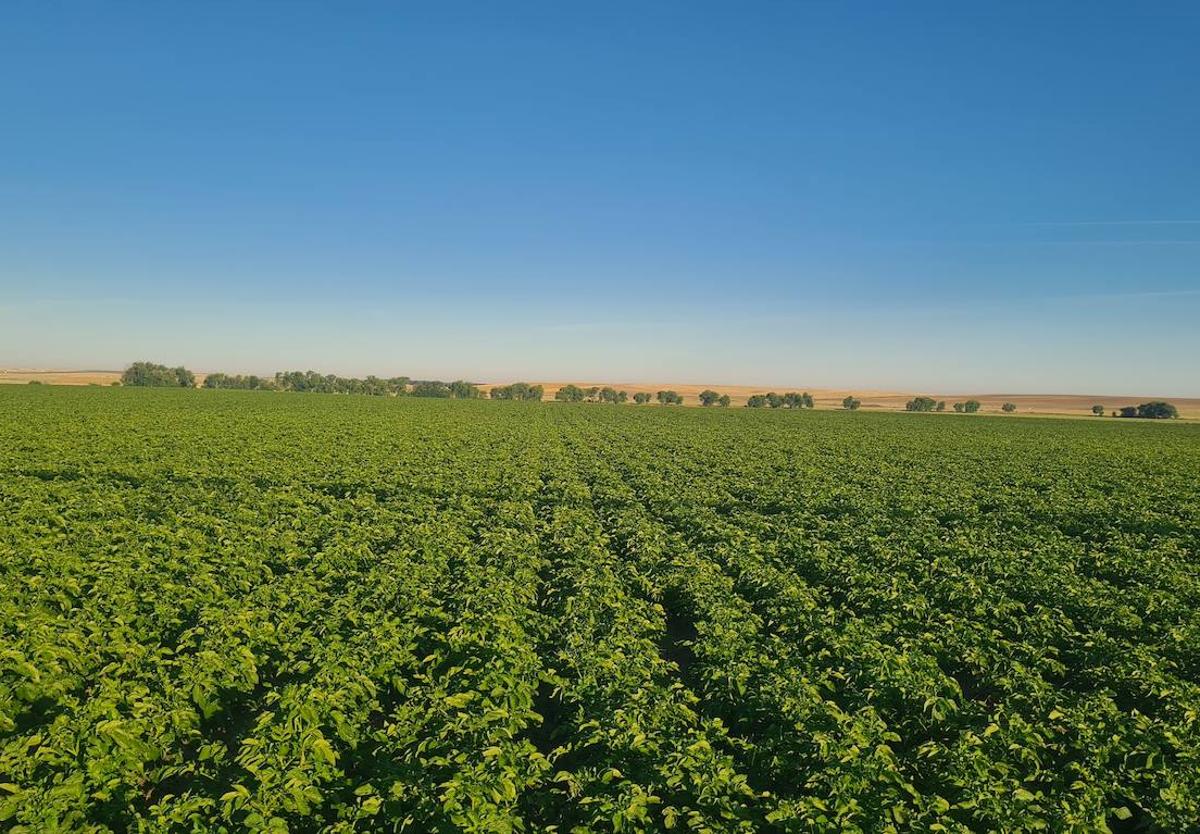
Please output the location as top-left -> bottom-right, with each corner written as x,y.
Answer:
489,382 -> 544,401
121,362 -> 195,388
551,386 -> 687,404
1094,401 -> 1179,419
114,364 -> 1183,419
747,391 -> 814,409
125,363 -> 492,399
203,373 -> 276,390
906,397 -> 986,413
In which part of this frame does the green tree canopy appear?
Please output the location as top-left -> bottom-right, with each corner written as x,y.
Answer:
410,380 -> 452,398
906,396 -> 937,412
1134,401 -> 1178,419
122,362 -> 196,388
448,380 -> 482,399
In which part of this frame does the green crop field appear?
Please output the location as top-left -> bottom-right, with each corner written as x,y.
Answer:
2,386 -> 1198,833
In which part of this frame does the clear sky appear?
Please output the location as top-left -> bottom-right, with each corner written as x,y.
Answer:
2,2 -> 1198,395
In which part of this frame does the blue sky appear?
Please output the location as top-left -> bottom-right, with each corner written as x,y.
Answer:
2,2 -> 1198,394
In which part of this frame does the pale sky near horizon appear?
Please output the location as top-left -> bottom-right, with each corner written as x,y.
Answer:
2,3 -> 1198,396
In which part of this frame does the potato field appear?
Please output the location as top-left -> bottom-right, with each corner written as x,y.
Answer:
1,386 -> 1198,833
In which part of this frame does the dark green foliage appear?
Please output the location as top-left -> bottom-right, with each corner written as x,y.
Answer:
698,389 -> 721,406
936,401 -> 946,412
842,395 -> 861,410
555,384 -> 585,402
718,394 -> 730,407
1093,404 -> 1105,416
963,400 -> 981,414
1135,401 -> 1179,419
121,361 -> 196,388
272,370 -> 408,395
448,380 -> 483,399
656,390 -> 683,405
3,387 -> 1198,832
633,392 -> 651,404
202,372 -> 274,390
906,396 -> 938,412
748,391 -> 814,409
490,382 -> 544,401
410,380 -> 452,398
1002,402 -> 1017,413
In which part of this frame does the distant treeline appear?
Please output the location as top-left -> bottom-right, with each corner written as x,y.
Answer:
552,385 -> 689,404
746,391 -> 813,409
116,363 -> 1180,417
123,363 -> 493,399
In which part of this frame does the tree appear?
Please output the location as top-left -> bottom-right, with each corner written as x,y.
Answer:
842,395 -> 861,410
555,384 -> 585,402
803,392 -> 814,408
1001,402 -> 1016,413
766,392 -> 783,409
1092,404 -> 1105,416
656,390 -> 682,405
633,392 -> 651,404
490,382 -> 543,401
204,373 -> 274,391
936,401 -> 946,412
698,389 -> 721,407
718,394 -> 731,407
448,380 -> 481,399
585,386 -> 600,402
1119,406 -> 1138,418
746,395 -> 767,408
964,400 -> 981,413
599,386 -> 622,404
122,361 -> 195,388
410,380 -> 451,398
1135,401 -> 1179,419
906,396 -> 937,412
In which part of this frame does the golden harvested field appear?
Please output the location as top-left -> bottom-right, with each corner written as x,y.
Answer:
0,369 -> 124,386
3,369 -> 1196,418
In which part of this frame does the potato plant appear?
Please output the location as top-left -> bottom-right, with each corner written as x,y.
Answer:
1,386 -> 1198,832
